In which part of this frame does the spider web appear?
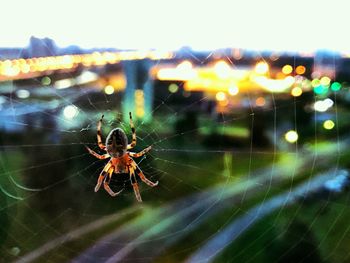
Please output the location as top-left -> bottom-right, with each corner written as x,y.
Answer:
1,9 -> 350,263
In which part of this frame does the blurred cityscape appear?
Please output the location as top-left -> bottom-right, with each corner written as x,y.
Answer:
1,35 -> 350,263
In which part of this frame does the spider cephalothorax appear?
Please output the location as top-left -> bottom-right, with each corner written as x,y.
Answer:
86,112 -> 158,202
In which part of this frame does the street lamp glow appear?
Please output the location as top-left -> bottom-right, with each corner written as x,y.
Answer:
285,130 -> 298,143
63,105 -> 79,119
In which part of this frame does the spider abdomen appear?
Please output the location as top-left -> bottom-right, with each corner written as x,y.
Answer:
106,128 -> 128,157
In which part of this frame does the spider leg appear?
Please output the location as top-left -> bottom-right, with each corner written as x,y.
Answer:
129,146 -> 152,158
127,112 -> 137,150
129,166 -> 142,202
103,167 -> 123,197
86,146 -> 110,159
95,162 -> 111,192
97,114 -> 106,150
131,159 -> 158,187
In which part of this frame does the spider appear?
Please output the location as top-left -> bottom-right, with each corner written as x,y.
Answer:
85,112 -> 158,202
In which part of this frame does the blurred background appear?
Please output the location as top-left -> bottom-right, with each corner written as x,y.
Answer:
1,0 -> 350,262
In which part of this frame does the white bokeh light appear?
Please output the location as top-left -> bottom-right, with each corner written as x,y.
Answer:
63,105 -> 79,119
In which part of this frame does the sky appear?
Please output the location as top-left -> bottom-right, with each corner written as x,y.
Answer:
0,0 -> 349,52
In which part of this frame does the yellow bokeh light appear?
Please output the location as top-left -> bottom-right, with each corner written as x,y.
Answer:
255,61 -> 269,74
295,65 -> 306,75
168,83 -> 179,93
228,85 -> 239,95
311,78 -> 320,87
282,64 -> 293,75
320,76 -> 331,86
285,130 -> 298,143
216,91 -> 226,101
323,120 -> 335,130
291,86 -> 303,97
104,85 -> 115,95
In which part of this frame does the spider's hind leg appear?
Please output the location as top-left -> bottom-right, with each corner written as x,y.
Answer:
132,160 -> 158,187
129,166 -> 142,202
95,162 -> 111,192
103,167 -> 123,197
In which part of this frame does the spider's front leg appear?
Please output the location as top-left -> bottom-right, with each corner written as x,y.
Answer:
97,114 -> 107,150
129,146 -> 152,158
127,112 -> 137,150
86,146 -> 110,159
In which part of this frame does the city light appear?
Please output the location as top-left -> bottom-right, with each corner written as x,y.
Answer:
331,82 -> 342,91
41,76 -> 51,86
295,65 -> 306,75
216,92 -> 226,101
282,64 -> 293,75
135,90 -> 145,117
176,60 -> 193,71
285,130 -> 298,143
311,79 -> 320,87
291,86 -> 303,97
323,120 -> 335,130
255,97 -> 266,107
253,76 -> 294,93
16,89 -> 30,99
55,79 -> 74,89
228,85 -> 239,95
104,85 -> 115,95
63,105 -> 79,119
214,60 -> 231,78
320,76 -> 331,86
314,98 -> 334,112
168,83 -> 179,93
254,62 -> 269,75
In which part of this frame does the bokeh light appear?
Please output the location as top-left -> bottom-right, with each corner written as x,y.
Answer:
295,65 -> 306,75
291,86 -> 303,97
16,89 -> 30,99
104,85 -> 115,95
216,92 -> 226,101
168,83 -> 179,93
228,85 -> 239,95
323,120 -> 335,130
331,82 -> 342,91
255,61 -> 269,75
282,64 -> 293,75
63,105 -> 79,119
255,97 -> 266,106
285,130 -> 298,143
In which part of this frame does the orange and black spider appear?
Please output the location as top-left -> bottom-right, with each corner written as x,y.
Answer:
85,112 -> 158,202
